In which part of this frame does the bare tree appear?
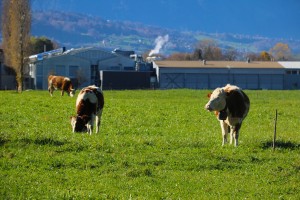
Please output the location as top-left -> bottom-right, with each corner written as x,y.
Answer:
196,39 -> 223,60
1,0 -> 31,92
246,52 -> 260,61
223,47 -> 238,61
167,52 -> 192,61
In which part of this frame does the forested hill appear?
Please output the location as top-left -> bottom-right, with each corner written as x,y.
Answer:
28,11 -> 300,56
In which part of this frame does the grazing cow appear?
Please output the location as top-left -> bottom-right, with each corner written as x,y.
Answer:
48,75 -> 75,97
70,85 -> 104,134
204,84 -> 250,146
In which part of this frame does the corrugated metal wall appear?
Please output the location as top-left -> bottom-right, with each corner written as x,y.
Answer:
158,68 -> 300,90
100,71 -> 152,90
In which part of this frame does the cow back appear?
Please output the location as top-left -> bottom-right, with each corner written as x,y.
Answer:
76,86 -> 104,115
48,75 -> 64,89
48,75 -> 54,82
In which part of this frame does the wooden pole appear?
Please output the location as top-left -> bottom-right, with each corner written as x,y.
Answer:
273,109 -> 278,151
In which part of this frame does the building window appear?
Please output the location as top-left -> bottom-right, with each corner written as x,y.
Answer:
286,70 -> 299,75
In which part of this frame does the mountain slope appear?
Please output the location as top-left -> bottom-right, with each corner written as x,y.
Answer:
28,11 -> 300,55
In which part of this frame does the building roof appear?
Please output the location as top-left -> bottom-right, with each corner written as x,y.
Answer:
154,60 -> 293,69
29,47 -> 119,63
63,47 -> 109,55
278,61 -> 300,69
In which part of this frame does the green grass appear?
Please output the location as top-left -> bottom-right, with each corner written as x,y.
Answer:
0,89 -> 299,199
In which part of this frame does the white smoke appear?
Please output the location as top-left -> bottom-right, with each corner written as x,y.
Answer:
149,34 -> 169,56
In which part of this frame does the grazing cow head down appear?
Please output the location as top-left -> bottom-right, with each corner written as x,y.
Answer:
69,88 -> 75,97
71,85 -> 104,134
70,115 -> 88,132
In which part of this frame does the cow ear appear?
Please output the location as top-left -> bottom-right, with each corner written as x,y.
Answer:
214,111 -> 219,116
70,116 -> 76,122
207,92 -> 212,98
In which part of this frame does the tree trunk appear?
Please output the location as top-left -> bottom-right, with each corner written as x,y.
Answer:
17,76 -> 23,93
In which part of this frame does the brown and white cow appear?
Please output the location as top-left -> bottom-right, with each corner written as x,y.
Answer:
70,85 -> 104,134
204,84 -> 250,146
48,75 -> 75,97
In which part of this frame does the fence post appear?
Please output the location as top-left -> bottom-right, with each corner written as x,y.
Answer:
273,109 -> 278,151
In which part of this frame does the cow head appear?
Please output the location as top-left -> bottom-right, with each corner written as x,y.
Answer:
69,89 -> 76,97
70,115 -> 88,132
205,87 -> 227,112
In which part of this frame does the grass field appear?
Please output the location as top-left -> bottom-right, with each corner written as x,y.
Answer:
0,89 -> 299,199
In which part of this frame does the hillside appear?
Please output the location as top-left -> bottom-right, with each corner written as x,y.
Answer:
13,11 -> 300,56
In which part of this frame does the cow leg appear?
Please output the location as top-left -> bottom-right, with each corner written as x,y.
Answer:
86,121 -> 92,135
87,115 -> 96,135
61,90 -> 64,96
234,130 -> 239,146
220,120 -> 228,146
233,123 -> 242,146
229,126 -> 233,145
70,117 -> 76,133
48,86 -> 54,96
86,124 -> 92,134
95,109 -> 103,133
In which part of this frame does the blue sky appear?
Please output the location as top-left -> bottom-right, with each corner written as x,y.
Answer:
32,0 -> 300,39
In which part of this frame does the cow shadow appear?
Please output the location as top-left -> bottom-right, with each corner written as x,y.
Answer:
0,133 -> 10,147
0,138 -> 7,147
261,140 -> 300,150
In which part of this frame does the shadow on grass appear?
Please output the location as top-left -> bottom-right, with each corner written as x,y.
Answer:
262,140 -> 300,150
0,133 -> 10,146
34,138 -> 65,146
20,137 -> 65,146
0,138 -> 9,146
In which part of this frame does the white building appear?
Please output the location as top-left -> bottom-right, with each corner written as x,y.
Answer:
29,47 -> 136,89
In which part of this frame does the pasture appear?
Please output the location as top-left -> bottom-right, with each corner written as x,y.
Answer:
0,89 -> 299,199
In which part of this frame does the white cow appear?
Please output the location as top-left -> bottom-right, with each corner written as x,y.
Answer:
70,85 -> 104,134
205,84 -> 250,146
